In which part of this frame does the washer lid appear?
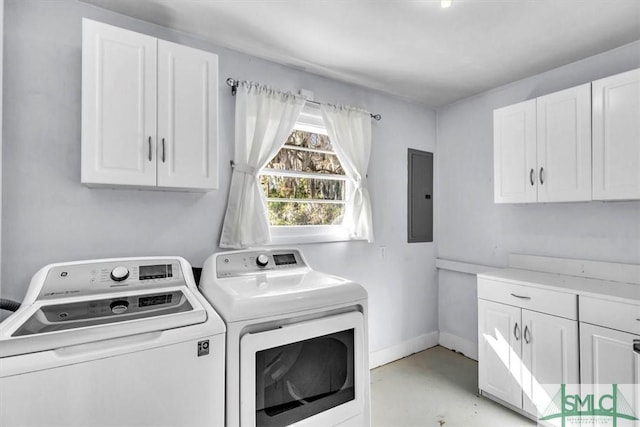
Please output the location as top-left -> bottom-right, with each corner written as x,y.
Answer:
199,269 -> 367,322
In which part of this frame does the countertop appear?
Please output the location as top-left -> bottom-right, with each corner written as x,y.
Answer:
478,268 -> 640,304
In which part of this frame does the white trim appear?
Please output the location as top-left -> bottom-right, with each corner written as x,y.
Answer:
435,258 -> 497,276
438,332 -> 478,361
267,198 -> 345,205
295,102 -> 327,135
369,331 -> 439,369
268,225 -> 355,245
262,169 -> 347,181
282,144 -> 335,156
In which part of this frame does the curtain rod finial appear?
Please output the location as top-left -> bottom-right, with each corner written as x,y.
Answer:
371,113 -> 382,121
226,78 -> 238,96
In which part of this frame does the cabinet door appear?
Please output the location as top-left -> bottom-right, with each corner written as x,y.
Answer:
580,323 -> 640,405
493,100 -> 537,203
157,40 -> 218,190
536,84 -> 592,202
82,19 -> 157,187
478,299 -> 523,408
592,68 -> 640,200
521,310 -> 579,417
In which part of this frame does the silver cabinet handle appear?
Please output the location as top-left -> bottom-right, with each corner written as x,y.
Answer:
524,325 -> 531,344
634,339 -> 640,354
511,293 -> 531,300
530,168 -> 535,186
539,167 -> 545,185
148,136 -> 152,162
514,323 -> 521,341
162,138 -> 166,163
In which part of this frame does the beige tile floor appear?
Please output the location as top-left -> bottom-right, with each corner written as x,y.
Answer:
370,346 -> 537,427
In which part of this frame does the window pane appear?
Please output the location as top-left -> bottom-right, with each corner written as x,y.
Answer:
262,127 -> 349,228
265,148 -> 344,175
284,130 -> 335,152
267,201 -> 345,226
261,176 -> 345,201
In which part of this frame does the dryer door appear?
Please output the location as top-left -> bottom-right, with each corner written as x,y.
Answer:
240,311 -> 366,427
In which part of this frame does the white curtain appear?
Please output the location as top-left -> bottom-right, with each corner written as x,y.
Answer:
220,82 -> 306,248
320,104 -> 374,242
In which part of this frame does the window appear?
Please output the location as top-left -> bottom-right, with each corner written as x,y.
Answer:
259,105 -> 350,243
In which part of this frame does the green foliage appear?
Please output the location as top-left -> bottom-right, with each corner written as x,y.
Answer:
261,176 -> 344,201
261,130 -> 347,226
267,202 -> 344,226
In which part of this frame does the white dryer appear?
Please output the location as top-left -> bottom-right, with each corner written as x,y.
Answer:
199,248 -> 370,427
0,257 -> 225,427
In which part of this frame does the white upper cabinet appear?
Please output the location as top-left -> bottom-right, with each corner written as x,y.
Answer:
494,69 -> 640,203
82,19 -> 219,191
493,84 -> 591,204
157,40 -> 218,190
81,19 -> 157,187
493,99 -> 537,203
536,83 -> 592,202
592,68 -> 640,201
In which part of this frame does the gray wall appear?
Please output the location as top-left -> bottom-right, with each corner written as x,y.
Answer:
436,40 -> 640,356
1,0 -> 438,353
0,0 -> 4,288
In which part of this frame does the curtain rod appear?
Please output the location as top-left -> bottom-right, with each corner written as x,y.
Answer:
225,78 -> 382,121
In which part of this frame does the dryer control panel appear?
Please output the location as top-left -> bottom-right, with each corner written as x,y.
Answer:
216,249 -> 306,278
37,259 -> 184,300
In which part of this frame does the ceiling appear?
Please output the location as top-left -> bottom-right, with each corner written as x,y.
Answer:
83,0 -> 640,108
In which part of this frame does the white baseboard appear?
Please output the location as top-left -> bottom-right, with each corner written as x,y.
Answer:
438,332 -> 478,361
369,331 -> 439,369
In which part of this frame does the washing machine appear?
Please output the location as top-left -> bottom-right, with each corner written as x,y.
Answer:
0,257 -> 225,427
199,248 -> 370,427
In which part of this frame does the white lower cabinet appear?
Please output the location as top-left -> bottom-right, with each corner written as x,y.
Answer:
580,296 -> 640,421
580,323 -> 640,386
521,309 -> 579,416
479,271 -> 640,425
478,278 -> 579,418
478,299 -> 524,409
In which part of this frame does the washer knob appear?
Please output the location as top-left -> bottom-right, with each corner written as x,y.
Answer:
110,300 -> 129,314
256,254 -> 269,267
110,266 -> 130,282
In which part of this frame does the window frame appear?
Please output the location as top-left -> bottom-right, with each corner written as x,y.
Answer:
261,103 -> 357,245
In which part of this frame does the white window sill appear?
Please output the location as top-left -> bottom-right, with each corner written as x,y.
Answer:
268,225 -> 361,245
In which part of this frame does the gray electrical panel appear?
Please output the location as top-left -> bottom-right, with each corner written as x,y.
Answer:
408,149 -> 433,243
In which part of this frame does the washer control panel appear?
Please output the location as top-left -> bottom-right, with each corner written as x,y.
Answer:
37,259 -> 183,300
216,249 -> 305,278
13,289 -> 193,337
